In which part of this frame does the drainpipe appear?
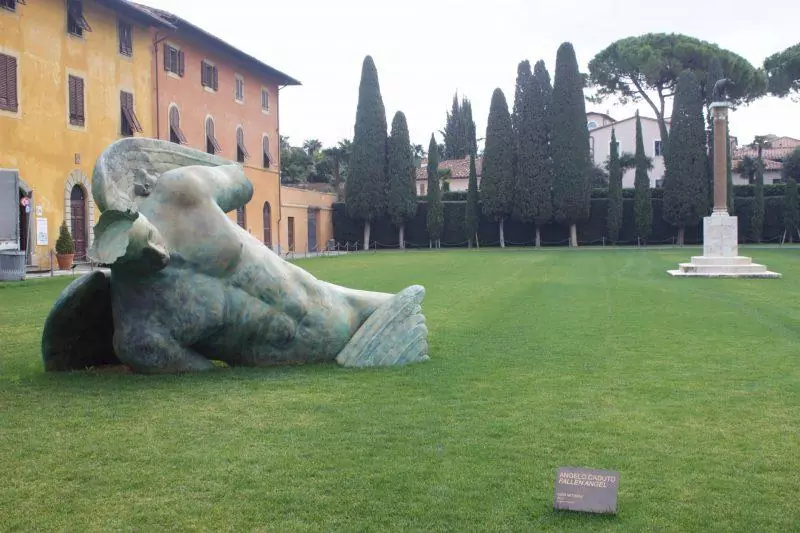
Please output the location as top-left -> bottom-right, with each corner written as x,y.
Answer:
152,31 -> 168,139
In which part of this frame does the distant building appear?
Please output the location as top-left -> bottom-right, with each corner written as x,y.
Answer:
415,156 -> 482,196
732,135 -> 799,185
587,112 -> 669,188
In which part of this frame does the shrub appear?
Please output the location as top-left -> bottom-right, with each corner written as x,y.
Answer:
55,221 -> 75,255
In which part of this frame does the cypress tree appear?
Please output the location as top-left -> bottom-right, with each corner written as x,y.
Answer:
346,55 -> 388,250
514,73 -> 552,247
512,63 -> 535,232
534,59 -> 552,108
481,88 -> 515,248
551,42 -> 592,247
386,111 -> 417,249
426,134 -> 444,248
463,98 -> 477,156
513,60 -> 532,140
785,177 -> 800,243
663,70 -> 709,246
751,159 -> 765,243
634,112 -> 653,243
465,153 -> 480,248
443,94 -> 466,159
607,128 -> 623,243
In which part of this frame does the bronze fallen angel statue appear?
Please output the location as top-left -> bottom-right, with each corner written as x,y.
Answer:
42,138 -> 429,374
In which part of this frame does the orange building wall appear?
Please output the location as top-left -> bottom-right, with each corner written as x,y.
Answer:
279,186 -> 336,254
149,28 -> 282,248
0,0 -> 156,266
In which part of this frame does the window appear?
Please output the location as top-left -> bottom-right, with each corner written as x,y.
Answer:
1,0 -> 25,13
236,127 -> 249,163
118,20 -> 132,56
205,117 -> 221,154
235,75 -> 244,102
587,120 -> 598,130
236,206 -> 246,229
201,61 -> 218,91
262,136 -> 271,168
261,88 -> 269,112
654,140 -> 663,157
120,91 -> 142,137
169,106 -> 187,144
67,0 -> 91,37
68,75 -> 85,127
0,54 -> 18,113
163,44 -> 184,76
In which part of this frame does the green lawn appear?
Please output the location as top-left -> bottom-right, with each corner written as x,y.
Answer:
1,248 -> 799,532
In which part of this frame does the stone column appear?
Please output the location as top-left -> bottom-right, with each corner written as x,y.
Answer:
711,103 -> 730,214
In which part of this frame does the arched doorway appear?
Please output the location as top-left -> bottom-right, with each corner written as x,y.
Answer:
263,202 -> 272,248
70,185 -> 87,260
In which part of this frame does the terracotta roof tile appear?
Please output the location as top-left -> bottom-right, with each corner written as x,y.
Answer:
733,137 -> 800,161
415,156 -> 482,181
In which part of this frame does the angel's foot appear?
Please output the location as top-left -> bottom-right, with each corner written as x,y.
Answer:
336,285 -> 429,368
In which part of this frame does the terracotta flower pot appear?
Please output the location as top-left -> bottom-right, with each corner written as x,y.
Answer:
56,253 -> 74,270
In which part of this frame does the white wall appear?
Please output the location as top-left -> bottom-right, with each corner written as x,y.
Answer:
589,117 -> 667,188
732,170 -> 783,186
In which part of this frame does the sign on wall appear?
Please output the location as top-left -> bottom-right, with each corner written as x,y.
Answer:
36,218 -> 48,246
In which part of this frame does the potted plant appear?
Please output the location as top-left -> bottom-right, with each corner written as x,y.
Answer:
55,221 -> 75,270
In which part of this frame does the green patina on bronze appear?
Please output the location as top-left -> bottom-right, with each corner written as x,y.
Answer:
41,138 -> 429,374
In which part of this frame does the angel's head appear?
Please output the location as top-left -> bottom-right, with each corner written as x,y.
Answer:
133,169 -> 158,197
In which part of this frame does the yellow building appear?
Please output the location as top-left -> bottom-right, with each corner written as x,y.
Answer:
0,0 -> 171,267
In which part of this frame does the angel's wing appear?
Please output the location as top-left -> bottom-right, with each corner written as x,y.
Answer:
91,137 -> 234,215
42,271 -> 121,372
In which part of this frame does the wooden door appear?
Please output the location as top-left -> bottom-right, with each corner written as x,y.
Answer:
263,202 -> 272,248
287,216 -> 295,252
70,185 -> 87,260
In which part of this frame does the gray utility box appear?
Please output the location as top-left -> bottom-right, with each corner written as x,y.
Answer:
0,251 -> 26,281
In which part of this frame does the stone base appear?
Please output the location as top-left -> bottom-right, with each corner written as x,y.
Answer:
668,256 -> 781,278
668,213 -> 781,278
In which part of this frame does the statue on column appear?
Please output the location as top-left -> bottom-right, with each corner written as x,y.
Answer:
712,78 -> 735,102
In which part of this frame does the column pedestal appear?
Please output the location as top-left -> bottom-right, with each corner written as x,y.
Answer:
668,213 -> 780,277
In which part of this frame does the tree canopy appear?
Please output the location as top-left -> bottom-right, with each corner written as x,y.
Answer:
764,43 -> 800,98
588,33 -> 765,160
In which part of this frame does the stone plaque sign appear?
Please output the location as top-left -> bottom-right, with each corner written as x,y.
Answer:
554,467 -> 619,514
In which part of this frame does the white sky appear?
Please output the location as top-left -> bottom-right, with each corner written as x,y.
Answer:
137,0 -> 800,150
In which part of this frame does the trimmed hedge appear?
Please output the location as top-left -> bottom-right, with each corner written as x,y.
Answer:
333,195 -> 788,248
439,185 -> 786,203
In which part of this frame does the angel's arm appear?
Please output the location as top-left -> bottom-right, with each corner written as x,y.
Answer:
155,164 -> 253,213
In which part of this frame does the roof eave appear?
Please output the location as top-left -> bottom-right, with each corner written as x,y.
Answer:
169,18 -> 301,86
101,0 -> 176,29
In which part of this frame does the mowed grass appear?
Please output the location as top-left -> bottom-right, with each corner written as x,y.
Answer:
1,247 -> 799,532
